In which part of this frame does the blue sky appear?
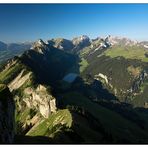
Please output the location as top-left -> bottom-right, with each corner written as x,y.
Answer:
0,4 -> 148,43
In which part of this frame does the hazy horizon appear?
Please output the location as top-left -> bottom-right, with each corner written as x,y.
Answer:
1,34 -> 148,44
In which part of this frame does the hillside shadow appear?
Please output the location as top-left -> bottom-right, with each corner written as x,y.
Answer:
19,46 -> 81,87
55,75 -> 117,107
98,101 -> 146,130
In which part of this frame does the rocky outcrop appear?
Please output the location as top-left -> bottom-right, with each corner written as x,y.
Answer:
8,70 -> 32,91
131,70 -> 148,93
23,85 -> 56,118
0,84 -> 15,143
94,73 -> 109,84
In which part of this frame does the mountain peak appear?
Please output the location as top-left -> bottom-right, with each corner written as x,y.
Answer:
32,39 -> 46,47
100,35 -> 139,46
80,35 -> 90,41
72,35 -> 90,51
31,39 -> 50,54
37,39 -> 45,45
72,35 -> 90,43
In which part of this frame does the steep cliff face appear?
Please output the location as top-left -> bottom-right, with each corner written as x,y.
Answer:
0,84 -> 15,143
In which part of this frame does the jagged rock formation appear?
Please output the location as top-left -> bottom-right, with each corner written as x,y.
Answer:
46,38 -> 74,51
12,82 -> 57,134
72,35 -> 90,51
31,39 -> 50,54
23,85 -> 56,118
107,36 -> 138,46
45,35 -> 91,53
0,84 -> 15,143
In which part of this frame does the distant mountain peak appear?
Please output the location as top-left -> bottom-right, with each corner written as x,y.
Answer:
80,35 -> 90,40
72,35 -> 90,43
33,39 -> 46,47
37,39 -> 45,45
72,35 -> 90,52
100,35 -> 139,46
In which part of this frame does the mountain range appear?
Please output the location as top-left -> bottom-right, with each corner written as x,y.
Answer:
0,35 -> 148,144
0,41 -> 32,64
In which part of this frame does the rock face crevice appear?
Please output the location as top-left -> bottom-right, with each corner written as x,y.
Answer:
0,84 -> 15,143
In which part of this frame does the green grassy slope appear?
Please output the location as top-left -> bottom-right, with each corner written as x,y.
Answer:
105,45 -> 148,62
0,62 -> 23,84
81,44 -> 148,104
27,109 -> 72,137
